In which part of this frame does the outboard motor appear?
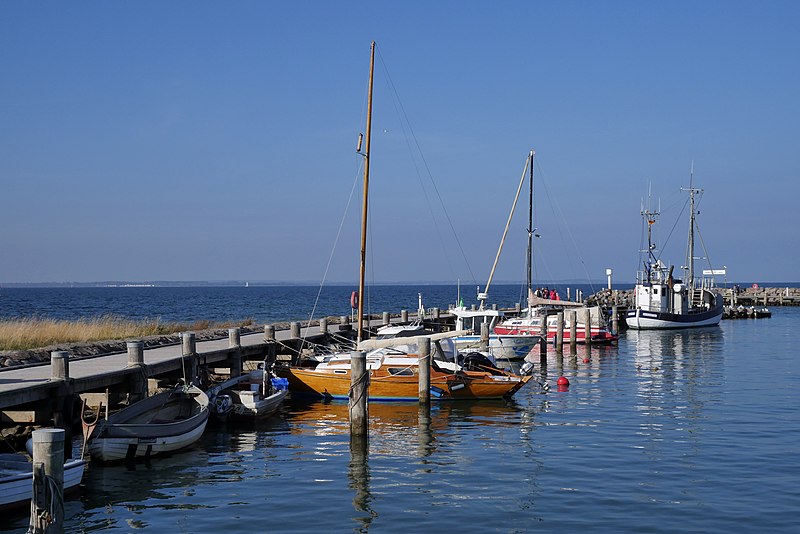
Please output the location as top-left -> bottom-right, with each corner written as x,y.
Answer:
462,352 -> 502,374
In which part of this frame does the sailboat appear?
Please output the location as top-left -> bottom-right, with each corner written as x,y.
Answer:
492,151 -> 617,343
276,42 -> 533,400
625,171 -> 723,329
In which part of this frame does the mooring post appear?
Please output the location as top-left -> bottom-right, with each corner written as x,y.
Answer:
583,309 -> 592,347
228,328 -> 243,378
611,306 -> 619,335
418,337 -> 431,404
568,310 -> 577,353
181,332 -> 197,385
49,351 -> 74,461
401,310 -> 408,323
349,350 -> 368,436
431,307 -> 441,332
320,317 -> 328,334
382,312 -> 390,326
126,342 -> 148,402
515,302 -> 521,314
491,303 -> 498,311
264,325 -> 277,366
539,314 -> 548,357
480,321 -> 489,351
339,315 -> 351,331
29,428 -> 65,534
556,312 -> 564,352
290,321 -> 301,340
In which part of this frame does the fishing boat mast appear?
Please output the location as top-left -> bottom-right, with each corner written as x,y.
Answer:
681,162 -> 702,292
357,41 -> 375,344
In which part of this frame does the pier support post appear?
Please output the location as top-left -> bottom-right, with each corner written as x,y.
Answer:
611,306 -> 619,335
290,321 -> 301,340
349,351 -> 368,437
431,307 -> 441,332
339,316 -> 351,331
401,310 -> 408,323
126,342 -> 148,402
320,317 -> 328,335
480,321 -> 489,351
49,351 -> 74,461
492,303 -> 498,311
264,325 -> 277,366
583,309 -> 592,348
556,312 -> 564,352
382,312 -> 390,326
418,337 -> 431,405
539,314 -> 548,358
568,310 -> 577,354
228,328 -> 242,378
181,332 -> 197,385
29,428 -> 65,534
515,302 -> 521,314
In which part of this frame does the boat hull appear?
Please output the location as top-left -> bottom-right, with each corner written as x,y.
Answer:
625,303 -> 723,330
88,386 -> 209,462
277,367 -> 530,401
207,370 -> 288,421
0,458 -> 85,509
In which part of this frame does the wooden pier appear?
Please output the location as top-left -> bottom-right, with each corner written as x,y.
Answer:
0,312 -> 453,434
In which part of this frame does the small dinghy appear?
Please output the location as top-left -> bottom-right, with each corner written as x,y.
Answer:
0,452 -> 86,509
206,369 -> 288,421
88,384 -> 209,462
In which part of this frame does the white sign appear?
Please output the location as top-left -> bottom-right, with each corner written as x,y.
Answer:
702,269 -> 726,276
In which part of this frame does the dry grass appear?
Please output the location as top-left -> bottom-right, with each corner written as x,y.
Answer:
0,315 -> 253,351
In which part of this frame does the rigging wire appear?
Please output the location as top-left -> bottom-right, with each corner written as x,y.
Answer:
376,47 -> 477,287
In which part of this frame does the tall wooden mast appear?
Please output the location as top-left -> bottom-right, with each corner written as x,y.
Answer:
357,41 -> 375,344
526,150 -> 535,301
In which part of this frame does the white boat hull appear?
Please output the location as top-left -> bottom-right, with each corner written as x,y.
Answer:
0,458 -> 85,508
88,418 -> 207,462
625,307 -> 723,330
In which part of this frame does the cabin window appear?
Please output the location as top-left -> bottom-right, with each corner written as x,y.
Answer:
334,370 -> 348,375
388,368 -> 414,376
654,287 -> 659,295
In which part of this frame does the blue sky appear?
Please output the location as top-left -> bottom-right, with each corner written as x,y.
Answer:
1,1 -> 798,285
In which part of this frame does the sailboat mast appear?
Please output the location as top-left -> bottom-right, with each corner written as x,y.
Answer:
526,150 -> 534,301
684,162 -> 698,291
357,41 -> 375,344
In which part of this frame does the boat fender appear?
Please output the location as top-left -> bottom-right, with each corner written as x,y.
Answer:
350,291 -> 359,309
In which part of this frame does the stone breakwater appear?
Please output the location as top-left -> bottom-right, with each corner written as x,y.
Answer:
586,286 -> 800,309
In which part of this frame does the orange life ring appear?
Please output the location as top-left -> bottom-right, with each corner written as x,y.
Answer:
350,291 -> 359,309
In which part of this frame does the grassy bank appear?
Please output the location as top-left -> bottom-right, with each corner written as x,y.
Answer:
0,316 -> 253,351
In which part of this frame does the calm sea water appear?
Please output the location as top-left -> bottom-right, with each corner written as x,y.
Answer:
1,287 -> 798,532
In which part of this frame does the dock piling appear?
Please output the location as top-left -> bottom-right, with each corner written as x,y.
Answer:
126,342 -> 148,401
319,317 -> 328,334
583,309 -> 592,347
418,337 -> 431,404
401,310 -> 408,323
480,322 -> 489,351
349,351 -> 368,436
382,312 -> 390,326
556,312 -> 565,352
29,428 -> 65,534
181,333 -> 197,385
568,310 -> 577,353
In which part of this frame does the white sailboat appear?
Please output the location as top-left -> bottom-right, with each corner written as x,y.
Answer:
625,171 -> 723,329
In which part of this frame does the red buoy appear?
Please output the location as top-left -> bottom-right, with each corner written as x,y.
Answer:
557,376 -> 569,386
583,358 -> 590,363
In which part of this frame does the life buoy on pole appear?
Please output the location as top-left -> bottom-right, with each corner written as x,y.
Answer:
350,291 -> 359,309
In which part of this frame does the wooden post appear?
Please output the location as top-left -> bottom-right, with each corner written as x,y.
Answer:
29,428 -> 65,534
401,310 -> 408,323
480,321 -> 489,350
611,306 -> 619,335
568,310 -> 577,353
583,309 -> 592,347
382,312 -> 390,326
320,317 -> 328,334
515,302 -> 521,313
51,351 -> 69,381
49,351 -> 74,461
556,312 -> 564,352
181,332 -> 197,385
539,313 -> 547,357
264,325 -> 277,366
418,337 -> 431,404
228,328 -> 242,378
290,321 -> 301,339
491,303 -> 498,311
339,315 -> 351,331
349,351 -> 368,436
126,342 -> 148,401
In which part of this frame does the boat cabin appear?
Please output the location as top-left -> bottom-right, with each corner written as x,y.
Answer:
451,307 -> 505,334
